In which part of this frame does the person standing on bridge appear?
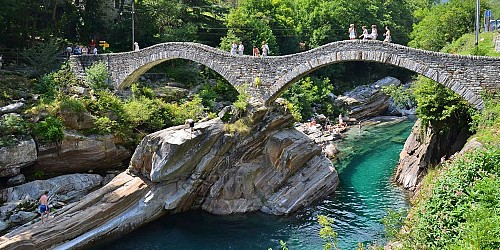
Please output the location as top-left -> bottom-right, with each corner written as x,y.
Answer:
134,42 -> 140,51
90,39 -> 96,53
369,25 -> 378,40
252,45 -> 260,56
383,26 -> 391,43
261,41 -> 269,57
348,24 -> 357,40
238,41 -> 244,56
231,42 -> 238,55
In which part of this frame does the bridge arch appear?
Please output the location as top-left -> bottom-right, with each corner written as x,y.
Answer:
71,40 -> 500,109
262,41 -> 500,109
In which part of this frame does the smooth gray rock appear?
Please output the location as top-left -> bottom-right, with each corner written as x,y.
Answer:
0,135 -> 37,177
0,103 -> 24,115
6,174 -> 26,186
0,220 -> 7,231
9,211 -> 37,225
335,77 -> 401,119
0,173 -> 103,203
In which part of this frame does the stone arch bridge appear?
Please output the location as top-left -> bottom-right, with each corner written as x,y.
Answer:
70,40 -> 500,109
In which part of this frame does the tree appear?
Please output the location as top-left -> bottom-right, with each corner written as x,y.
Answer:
409,0 -> 486,51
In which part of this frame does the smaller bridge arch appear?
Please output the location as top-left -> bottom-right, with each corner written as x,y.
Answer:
70,40 -> 500,109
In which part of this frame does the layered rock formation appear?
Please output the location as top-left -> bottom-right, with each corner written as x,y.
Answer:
335,77 -> 401,120
34,131 -> 130,174
0,135 -> 36,178
0,105 -> 338,249
394,119 -> 470,191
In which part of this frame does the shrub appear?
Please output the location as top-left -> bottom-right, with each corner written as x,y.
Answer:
233,84 -> 250,115
58,96 -> 87,114
411,76 -> 471,131
165,95 -> 205,125
400,148 -> 500,249
36,74 -> 59,101
0,114 -> 29,136
223,117 -> 252,136
21,39 -> 62,76
33,116 -> 65,142
381,84 -> 415,109
85,61 -> 109,90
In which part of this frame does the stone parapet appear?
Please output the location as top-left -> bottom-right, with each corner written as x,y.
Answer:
70,40 -> 500,110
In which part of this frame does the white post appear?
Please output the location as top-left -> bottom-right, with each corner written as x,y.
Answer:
132,1 -> 135,51
475,0 -> 480,46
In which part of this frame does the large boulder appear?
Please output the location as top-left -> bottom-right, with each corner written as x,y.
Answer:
0,135 -> 37,178
335,77 -> 401,120
34,131 -> 130,174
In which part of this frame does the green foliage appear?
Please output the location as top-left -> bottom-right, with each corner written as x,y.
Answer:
469,93 -> 500,147
36,74 -> 59,101
198,80 -> 238,112
282,76 -> 335,122
318,215 -> 338,250
131,83 -> 155,99
165,95 -> 205,125
223,117 -> 252,136
400,148 -> 500,249
442,32 -> 500,57
381,84 -> 415,109
233,85 -> 251,115
33,116 -> 65,142
277,98 -> 302,121
0,114 -> 29,147
85,62 -> 109,90
0,114 -> 29,136
409,0 -> 485,51
411,76 -> 470,130
20,39 -> 63,76
58,96 -> 87,114
381,208 -> 407,240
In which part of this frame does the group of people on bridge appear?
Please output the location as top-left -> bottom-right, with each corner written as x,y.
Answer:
231,41 -> 270,57
349,24 -> 391,43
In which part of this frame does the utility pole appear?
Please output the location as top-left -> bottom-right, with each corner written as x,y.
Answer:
475,0 -> 480,46
132,0 -> 135,51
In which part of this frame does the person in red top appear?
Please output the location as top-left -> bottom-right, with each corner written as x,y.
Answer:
90,39 -> 96,54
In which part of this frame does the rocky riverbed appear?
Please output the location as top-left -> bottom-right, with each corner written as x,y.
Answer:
0,104 -> 339,249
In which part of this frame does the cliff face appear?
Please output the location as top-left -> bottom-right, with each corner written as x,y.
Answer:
0,105 -> 338,249
394,119 -> 470,191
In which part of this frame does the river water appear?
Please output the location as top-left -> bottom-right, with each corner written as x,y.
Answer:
97,120 -> 413,250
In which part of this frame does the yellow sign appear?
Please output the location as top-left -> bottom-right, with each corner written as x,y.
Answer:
99,41 -> 110,48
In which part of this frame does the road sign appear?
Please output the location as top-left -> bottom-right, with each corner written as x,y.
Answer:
486,10 -> 491,17
99,41 -> 109,48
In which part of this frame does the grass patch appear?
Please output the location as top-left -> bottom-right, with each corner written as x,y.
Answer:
442,32 -> 500,57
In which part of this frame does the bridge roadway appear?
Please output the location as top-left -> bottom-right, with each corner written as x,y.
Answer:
70,40 -> 500,109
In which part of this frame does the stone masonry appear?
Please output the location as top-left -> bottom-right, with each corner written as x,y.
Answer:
70,40 -> 500,109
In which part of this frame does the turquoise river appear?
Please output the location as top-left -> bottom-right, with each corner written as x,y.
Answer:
98,119 -> 414,250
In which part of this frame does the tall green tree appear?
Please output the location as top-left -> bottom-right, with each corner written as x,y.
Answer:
220,0 -> 297,55
409,0 -> 486,51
